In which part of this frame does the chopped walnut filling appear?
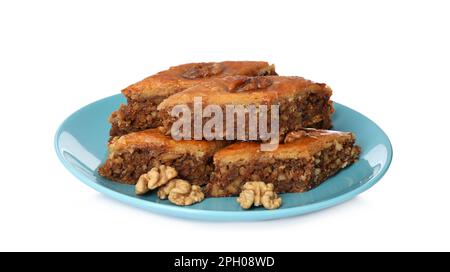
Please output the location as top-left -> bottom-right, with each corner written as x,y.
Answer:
157,179 -> 205,206
237,181 -> 282,210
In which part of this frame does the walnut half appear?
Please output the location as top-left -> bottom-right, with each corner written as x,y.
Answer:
135,165 -> 178,195
157,179 -> 205,206
237,181 -> 282,210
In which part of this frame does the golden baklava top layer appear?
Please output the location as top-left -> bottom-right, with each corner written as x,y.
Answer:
122,61 -> 276,99
157,76 -> 332,109
214,129 -> 355,163
108,128 -> 228,158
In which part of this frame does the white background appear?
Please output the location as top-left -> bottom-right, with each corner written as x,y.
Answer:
1,0 -> 449,252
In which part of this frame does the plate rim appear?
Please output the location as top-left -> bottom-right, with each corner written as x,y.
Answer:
54,95 -> 393,221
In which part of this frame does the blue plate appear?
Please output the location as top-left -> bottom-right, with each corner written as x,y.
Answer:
55,95 -> 392,221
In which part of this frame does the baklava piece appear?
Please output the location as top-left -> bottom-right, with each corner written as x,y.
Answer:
206,129 -> 360,197
158,76 -> 334,140
109,61 -> 277,136
98,129 -> 228,185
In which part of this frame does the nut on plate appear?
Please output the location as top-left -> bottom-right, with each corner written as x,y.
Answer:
237,181 -> 282,210
157,179 -> 205,206
135,165 -> 178,195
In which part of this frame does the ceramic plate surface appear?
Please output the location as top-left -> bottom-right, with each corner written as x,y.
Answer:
55,95 -> 392,221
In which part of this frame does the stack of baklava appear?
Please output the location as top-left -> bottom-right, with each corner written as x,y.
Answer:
99,61 -> 360,208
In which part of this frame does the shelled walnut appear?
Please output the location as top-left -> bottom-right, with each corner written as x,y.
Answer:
237,181 -> 282,210
135,165 -> 178,195
157,179 -> 205,206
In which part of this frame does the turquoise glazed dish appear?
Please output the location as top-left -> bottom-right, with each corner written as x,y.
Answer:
55,95 -> 392,221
